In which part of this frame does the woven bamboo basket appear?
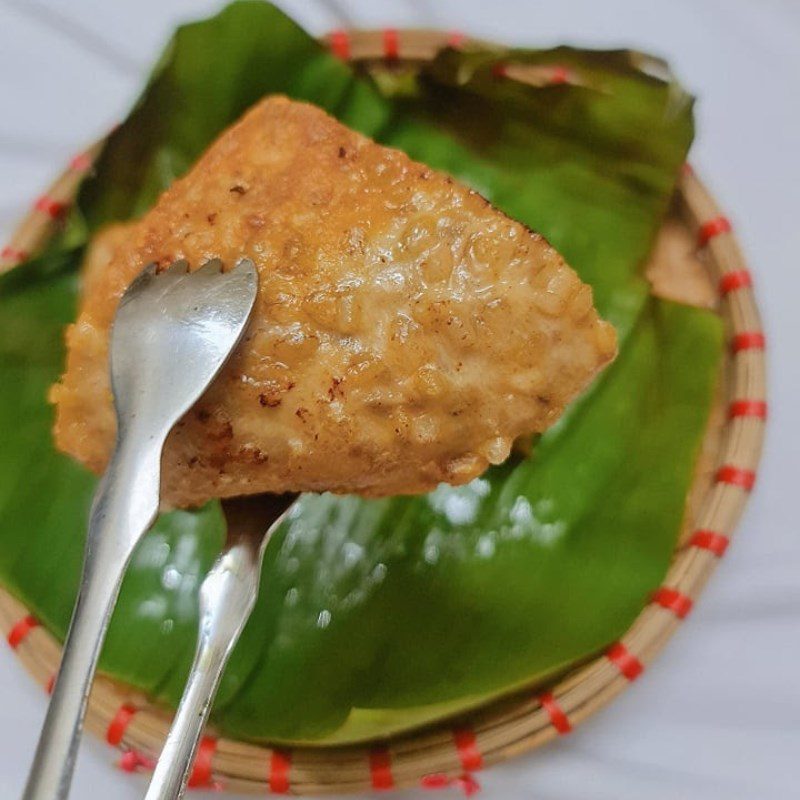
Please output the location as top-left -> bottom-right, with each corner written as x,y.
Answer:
0,29 -> 766,795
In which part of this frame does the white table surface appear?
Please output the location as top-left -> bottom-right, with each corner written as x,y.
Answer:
0,1 -> 797,798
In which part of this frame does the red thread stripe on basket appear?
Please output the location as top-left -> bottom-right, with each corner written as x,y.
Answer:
716,465 -> 756,491
119,751 -> 138,773
453,728 -> 483,771
269,749 -> 292,794
719,270 -> 752,295
729,400 -> 767,420
1,245 -> 28,263
45,674 -> 56,695
187,736 -> 217,788
421,774 -> 451,790
69,152 -> 92,172
690,530 -> 729,556
697,216 -> 731,246
34,196 -> 68,219
369,748 -> 395,790
606,642 -> 644,680
421,773 -> 481,796
653,587 -> 693,619
329,29 -> 350,60
539,691 -> 571,734
491,62 -> 508,78
732,332 -> 765,353
119,749 -> 155,773
382,28 -> 399,60
447,31 -> 466,48
7,614 -> 39,649
106,703 -> 137,746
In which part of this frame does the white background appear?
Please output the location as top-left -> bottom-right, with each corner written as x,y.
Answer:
0,1 -> 798,798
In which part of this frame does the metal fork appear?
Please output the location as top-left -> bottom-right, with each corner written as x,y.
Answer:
23,258 -> 258,800
144,493 -> 298,800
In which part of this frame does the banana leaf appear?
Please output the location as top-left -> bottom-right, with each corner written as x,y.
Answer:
0,1 -> 721,743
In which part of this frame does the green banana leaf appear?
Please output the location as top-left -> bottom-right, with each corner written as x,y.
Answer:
0,1 -> 722,743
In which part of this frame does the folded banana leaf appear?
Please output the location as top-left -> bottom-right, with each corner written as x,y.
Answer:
0,1 -> 721,743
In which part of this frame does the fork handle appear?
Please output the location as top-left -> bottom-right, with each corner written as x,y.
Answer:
145,538 -> 263,800
23,437 -> 163,800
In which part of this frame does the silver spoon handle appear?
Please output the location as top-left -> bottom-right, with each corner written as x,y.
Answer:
145,539 -> 263,800
23,438 -> 162,800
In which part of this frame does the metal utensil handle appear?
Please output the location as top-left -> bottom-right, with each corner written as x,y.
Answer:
23,437 -> 162,800
144,539 -> 263,800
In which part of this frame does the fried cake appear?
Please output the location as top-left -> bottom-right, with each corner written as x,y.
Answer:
51,96 -> 616,506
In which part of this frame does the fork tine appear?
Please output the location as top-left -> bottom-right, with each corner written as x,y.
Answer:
125,261 -> 157,291
233,257 -> 256,274
195,258 -> 224,276
162,259 -> 190,277
229,258 -> 257,287
118,263 -> 157,310
224,258 -> 258,300
150,259 -> 191,296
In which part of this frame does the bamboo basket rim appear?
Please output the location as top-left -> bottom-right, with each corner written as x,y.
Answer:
0,28 -> 766,796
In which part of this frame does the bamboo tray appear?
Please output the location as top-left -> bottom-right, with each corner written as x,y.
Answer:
0,28 -> 766,796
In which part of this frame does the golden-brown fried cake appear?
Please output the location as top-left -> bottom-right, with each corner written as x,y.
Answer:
51,96 -> 616,507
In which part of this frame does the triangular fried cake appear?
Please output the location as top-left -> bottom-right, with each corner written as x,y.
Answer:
51,96 -> 616,506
